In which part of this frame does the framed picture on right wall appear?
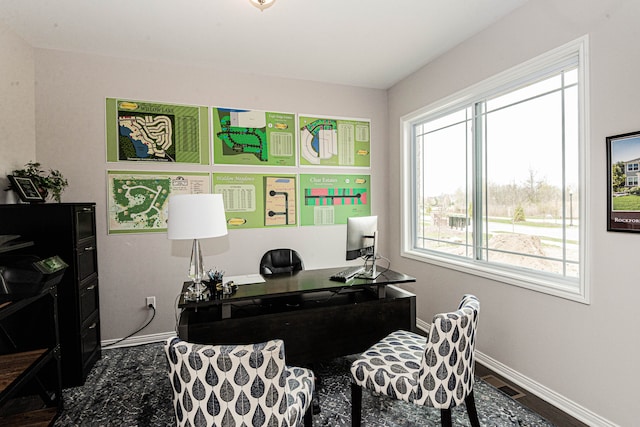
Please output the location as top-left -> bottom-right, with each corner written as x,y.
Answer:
607,130 -> 640,232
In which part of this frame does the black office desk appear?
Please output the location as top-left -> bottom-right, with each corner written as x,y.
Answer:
178,267 -> 416,366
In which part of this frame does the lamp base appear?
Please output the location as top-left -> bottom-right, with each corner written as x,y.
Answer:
184,282 -> 210,301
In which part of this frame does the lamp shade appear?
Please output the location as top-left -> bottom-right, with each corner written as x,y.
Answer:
167,194 -> 228,240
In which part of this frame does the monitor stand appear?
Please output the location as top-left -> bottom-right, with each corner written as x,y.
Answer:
358,256 -> 380,280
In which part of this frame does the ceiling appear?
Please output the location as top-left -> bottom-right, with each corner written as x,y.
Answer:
0,0 -> 528,89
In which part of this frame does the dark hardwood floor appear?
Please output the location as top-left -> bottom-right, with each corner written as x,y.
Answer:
475,363 -> 589,427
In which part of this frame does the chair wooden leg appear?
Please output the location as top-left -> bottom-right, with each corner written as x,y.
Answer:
303,406 -> 313,427
465,390 -> 481,427
351,382 -> 362,427
440,408 -> 453,427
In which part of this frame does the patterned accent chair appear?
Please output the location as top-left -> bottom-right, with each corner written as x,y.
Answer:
164,337 -> 314,427
350,294 -> 480,427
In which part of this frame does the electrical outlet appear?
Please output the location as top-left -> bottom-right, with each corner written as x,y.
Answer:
145,296 -> 156,309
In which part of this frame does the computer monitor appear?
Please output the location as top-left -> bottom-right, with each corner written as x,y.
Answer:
346,215 -> 379,278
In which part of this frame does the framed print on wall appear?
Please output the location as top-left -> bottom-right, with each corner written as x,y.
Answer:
299,173 -> 371,226
299,115 -> 371,167
105,98 -> 210,164
212,173 -> 297,229
212,107 -> 297,167
106,170 -> 211,234
607,130 -> 640,232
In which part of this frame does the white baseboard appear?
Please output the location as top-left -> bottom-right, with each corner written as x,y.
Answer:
417,319 -> 617,427
476,352 -> 617,427
101,331 -> 176,349
416,318 -> 430,333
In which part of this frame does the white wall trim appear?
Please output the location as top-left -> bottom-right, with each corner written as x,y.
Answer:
417,319 -> 616,427
476,352 -> 617,427
101,331 -> 176,349
416,317 -> 430,333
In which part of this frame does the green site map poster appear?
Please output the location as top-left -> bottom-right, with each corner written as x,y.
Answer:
213,173 -> 297,229
106,98 -> 209,164
107,170 -> 210,234
212,107 -> 296,166
299,174 -> 371,226
299,115 -> 371,167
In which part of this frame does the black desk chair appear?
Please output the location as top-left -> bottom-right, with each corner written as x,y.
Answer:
260,248 -> 304,275
258,248 -> 305,308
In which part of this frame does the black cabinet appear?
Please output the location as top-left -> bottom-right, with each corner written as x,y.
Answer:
0,203 -> 101,388
0,243 -> 63,425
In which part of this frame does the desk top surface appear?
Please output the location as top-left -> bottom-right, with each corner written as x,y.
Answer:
179,266 -> 415,308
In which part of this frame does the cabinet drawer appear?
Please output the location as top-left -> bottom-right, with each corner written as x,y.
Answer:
81,318 -> 100,366
77,242 -> 97,281
79,279 -> 99,326
75,206 -> 96,242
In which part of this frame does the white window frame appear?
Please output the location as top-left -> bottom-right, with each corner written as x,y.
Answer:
627,163 -> 639,172
627,176 -> 638,187
400,36 -> 590,304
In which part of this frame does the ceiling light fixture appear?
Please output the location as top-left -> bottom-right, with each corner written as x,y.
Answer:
249,0 -> 276,11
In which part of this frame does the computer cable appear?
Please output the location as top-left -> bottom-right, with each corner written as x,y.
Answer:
103,305 -> 156,348
375,254 -> 392,277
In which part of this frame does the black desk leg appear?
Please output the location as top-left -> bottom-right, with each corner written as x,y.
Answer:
351,382 -> 362,427
312,367 -> 321,414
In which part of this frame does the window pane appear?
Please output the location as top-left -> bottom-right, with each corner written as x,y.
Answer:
564,85 -> 579,274
484,88 -> 575,276
487,74 -> 562,112
564,68 -> 578,86
420,109 -> 469,135
415,109 -> 472,257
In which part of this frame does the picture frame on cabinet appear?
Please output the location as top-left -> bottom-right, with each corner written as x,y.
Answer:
7,175 -> 45,203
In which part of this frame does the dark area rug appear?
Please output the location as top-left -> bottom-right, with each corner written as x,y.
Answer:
55,342 -> 554,426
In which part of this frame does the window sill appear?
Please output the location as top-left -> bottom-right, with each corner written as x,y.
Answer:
401,248 -> 589,304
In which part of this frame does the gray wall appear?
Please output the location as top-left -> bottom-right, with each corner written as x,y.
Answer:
387,1 -> 639,425
1,0 -> 636,424
0,21 -> 35,197
32,49 -> 389,343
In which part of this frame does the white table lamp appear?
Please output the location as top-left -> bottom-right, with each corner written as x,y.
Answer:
167,193 -> 228,300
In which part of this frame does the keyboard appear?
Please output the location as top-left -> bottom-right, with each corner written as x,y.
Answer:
329,266 -> 365,282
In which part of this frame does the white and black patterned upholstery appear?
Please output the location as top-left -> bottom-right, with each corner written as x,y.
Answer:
350,294 -> 480,427
164,337 -> 314,427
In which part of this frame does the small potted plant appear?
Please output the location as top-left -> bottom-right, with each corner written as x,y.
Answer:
9,161 -> 69,202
